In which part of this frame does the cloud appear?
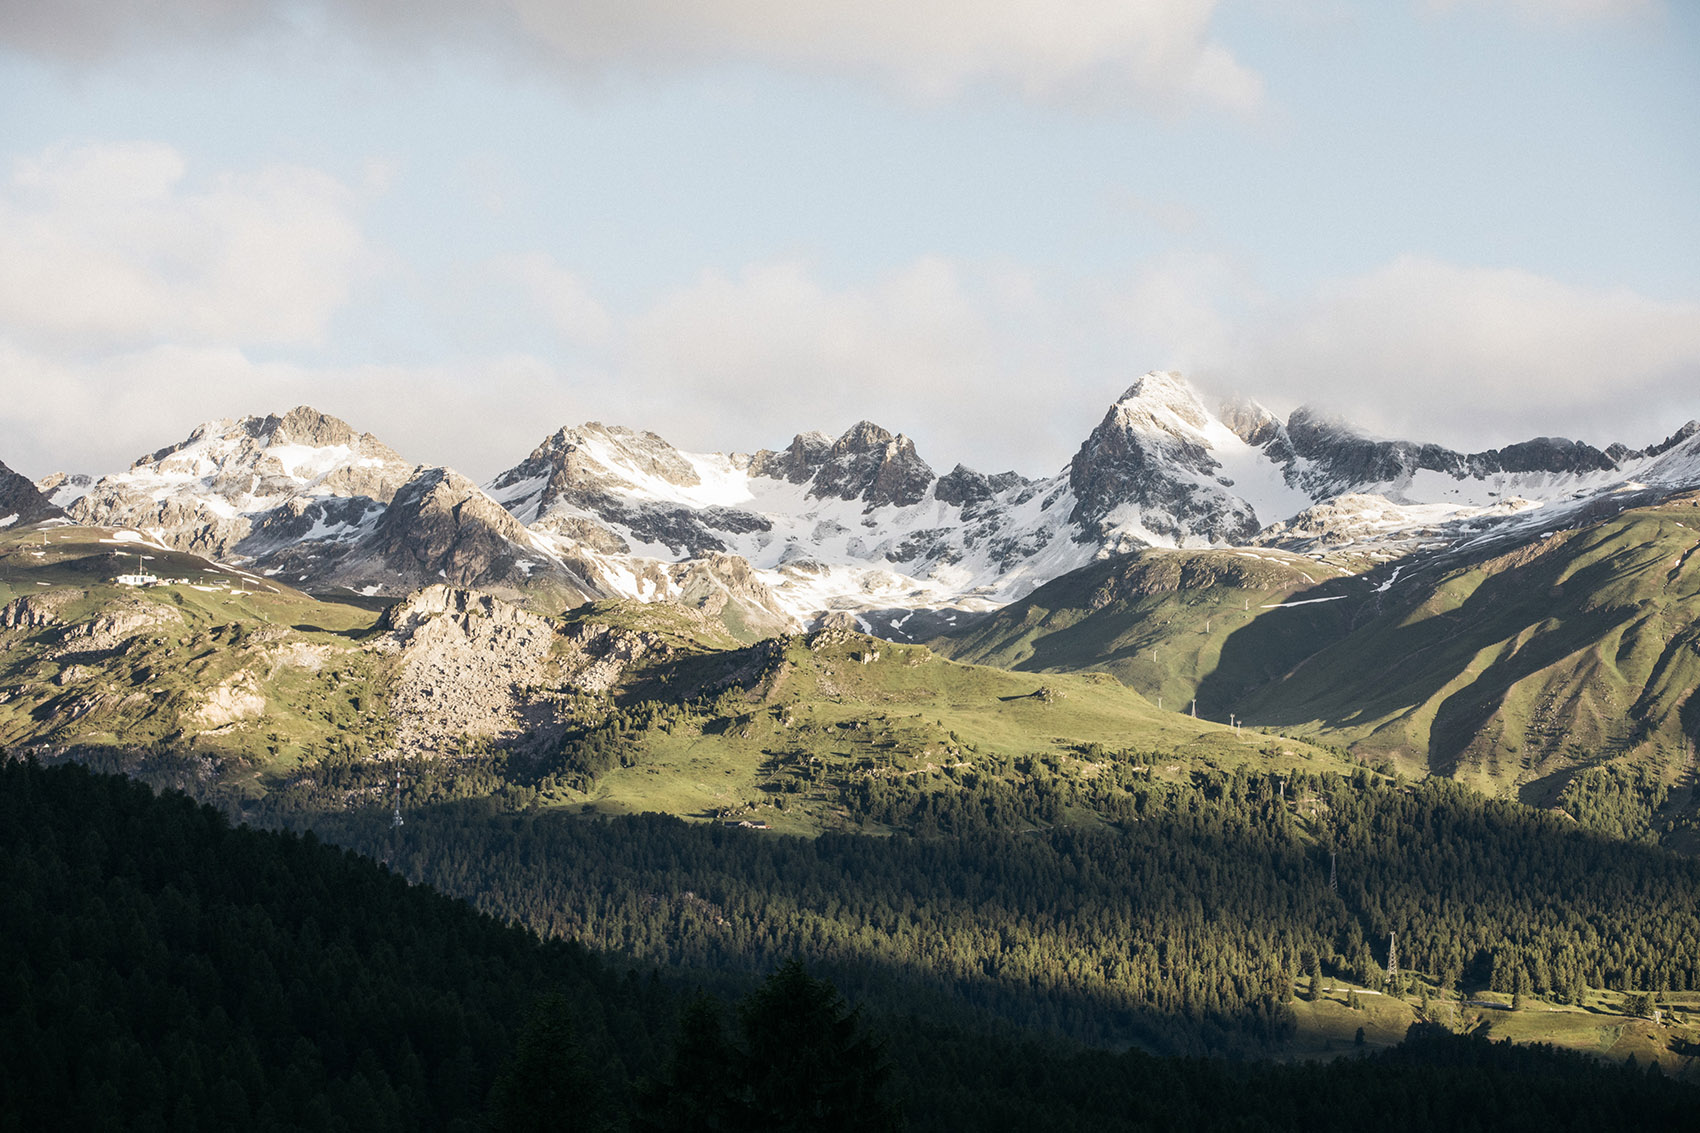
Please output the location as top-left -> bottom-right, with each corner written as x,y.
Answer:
0,141 -> 376,351
490,252 -> 613,346
617,257 -> 1109,473
1422,0 -> 1659,23
0,337 -> 590,483
0,0 -> 1262,113
0,248 -> 1122,483
1235,256 -> 1700,448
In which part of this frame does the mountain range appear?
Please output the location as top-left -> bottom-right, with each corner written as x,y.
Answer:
14,372 -> 1700,636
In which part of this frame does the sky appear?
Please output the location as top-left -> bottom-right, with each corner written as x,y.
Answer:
1,0 -> 1696,483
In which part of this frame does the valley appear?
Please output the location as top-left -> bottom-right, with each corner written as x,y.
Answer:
6,380 -> 1700,1119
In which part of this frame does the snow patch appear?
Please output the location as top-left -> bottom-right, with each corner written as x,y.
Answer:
1262,595 -> 1348,608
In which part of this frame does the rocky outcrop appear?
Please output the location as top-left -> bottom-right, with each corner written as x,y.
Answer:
353,467 -> 603,603
667,553 -> 799,640
52,598 -> 182,659
1068,373 -> 1261,546
33,472 -> 93,510
377,585 -> 567,754
750,431 -> 833,484
1,590 -> 77,630
0,459 -> 63,525
808,422 -> 935,508
191,673 -> 267,728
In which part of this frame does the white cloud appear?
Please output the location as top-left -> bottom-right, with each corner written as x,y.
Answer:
1423,0 -> 1658,23
1104,250 -> 1257,370
492,252 -> 613,346
0,141 -> 376,351
0,0 -> 1262,113
1235,256 -> 1700,448
0,338 -> 589,483
617,257 -> 1107,472
511,0 -> 1262,111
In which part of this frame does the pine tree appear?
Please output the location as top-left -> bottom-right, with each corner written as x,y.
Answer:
736,960 -> 902,1132
487,993 -> 619,1133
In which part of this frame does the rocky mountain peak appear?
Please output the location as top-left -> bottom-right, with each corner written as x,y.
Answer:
256,406 -> 367,449
1218,396 -> 1285,449
1607,421 -> 1700,464
934,464 -> 1029,508
1068,375 -> 1259,547
809,422 -> 935,508
834,420 -> 897,452
1114,371 -> 1211,431
34,472 -> 93,511
488,422 -> 708,524
749,431 -> 834,485
133,406 -> 401,476
360,465 -> 601,603
1,458 -> 63,526
68,407 -> 416,563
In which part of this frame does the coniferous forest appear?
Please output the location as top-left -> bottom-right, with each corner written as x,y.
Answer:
9,757 -> 1700,1130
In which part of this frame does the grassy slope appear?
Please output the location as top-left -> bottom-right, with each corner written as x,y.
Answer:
1284,982 -> 1699,1070
934,496 -> 1700,806
0,524 -> 389,789
937,547 -> 1360,719
1235,502 -> 1700,800
1,523 -> 1355,829
569,628 -> 1354,833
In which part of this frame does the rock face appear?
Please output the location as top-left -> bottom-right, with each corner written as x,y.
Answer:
666,553 -> 795,642
1,590 -> 77,630
803,421 -> 935,508
1068,373 -> 1262,547
376,586 -> 567,756
33,472 -> 93,511
69,406 -> 415,562
191,673 -> 267,728
374,585 -> 697,755
1284,409 -> 1619,495
486,422 -> 773,559
344,466 -> 604,604
749,431 -> 833,484
933,465 -> 1029,509
0,459 -> 63,526
51,597 -> 182,660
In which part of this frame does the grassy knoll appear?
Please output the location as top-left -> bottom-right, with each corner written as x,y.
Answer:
0,523 -> 389,786
559,628 -> 1354,833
